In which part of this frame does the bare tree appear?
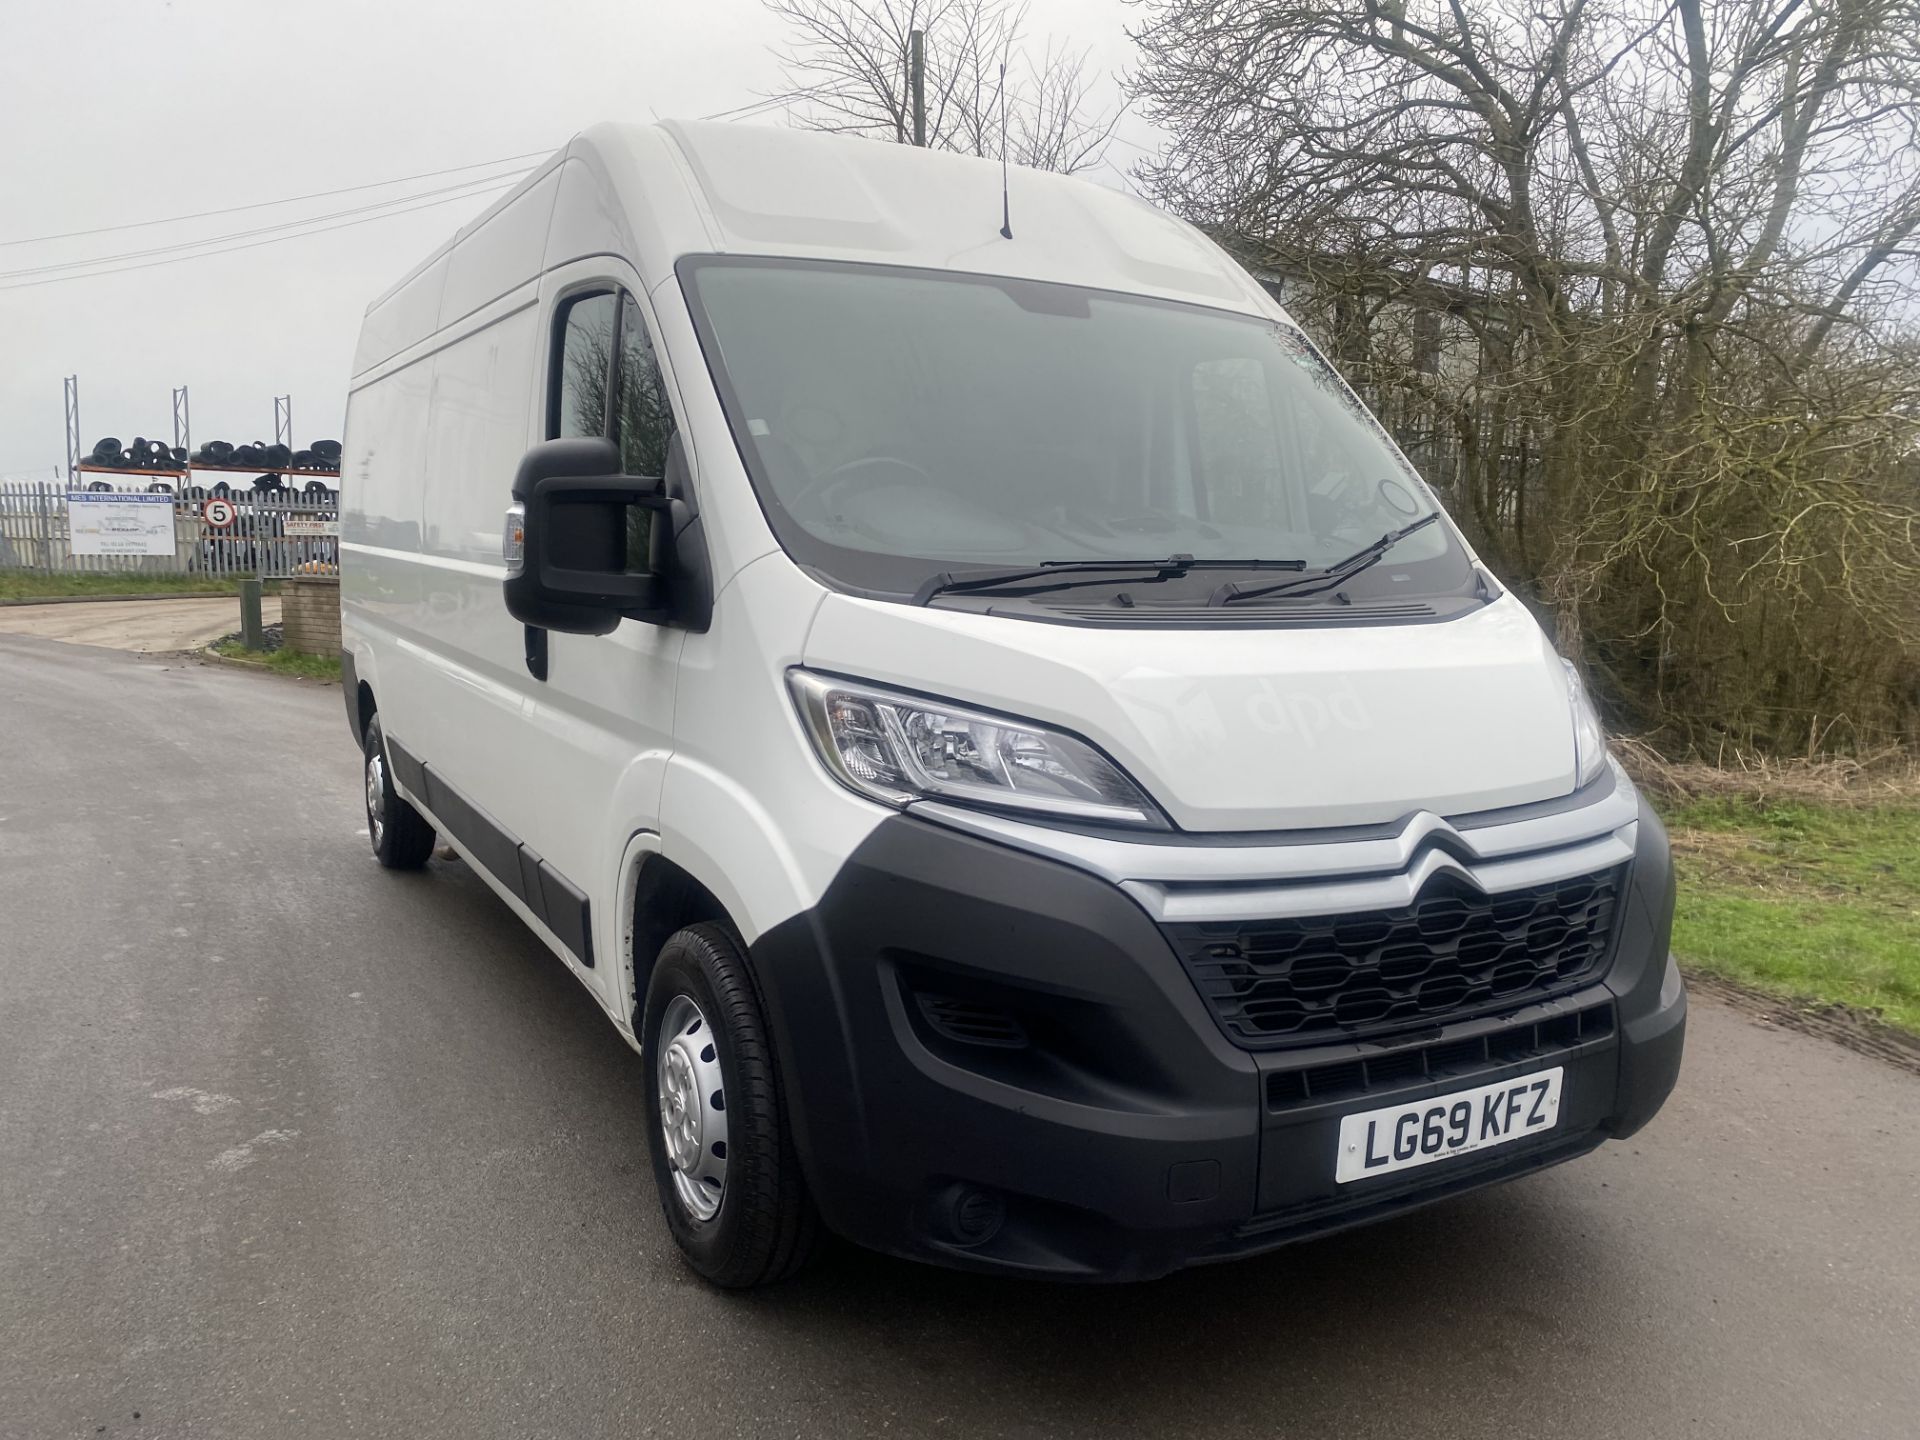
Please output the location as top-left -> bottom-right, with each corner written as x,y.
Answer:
764,0 -> 1123,174
1131,0 -> 1920,754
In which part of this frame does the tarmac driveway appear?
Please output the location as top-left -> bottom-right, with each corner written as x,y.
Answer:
0,630 -> 1914,1439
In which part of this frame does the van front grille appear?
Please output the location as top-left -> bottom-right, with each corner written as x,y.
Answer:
1165,869 -> 1623,1049
1264,1002 -> 1617,1109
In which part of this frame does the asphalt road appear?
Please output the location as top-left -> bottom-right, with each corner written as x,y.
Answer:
2,631 -> 1915,1440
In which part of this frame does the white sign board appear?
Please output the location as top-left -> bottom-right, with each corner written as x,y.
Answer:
67,491 -> 176,557
282,517 -> 340,537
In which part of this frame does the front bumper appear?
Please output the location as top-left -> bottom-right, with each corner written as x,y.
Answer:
749,794 -> 1684,1281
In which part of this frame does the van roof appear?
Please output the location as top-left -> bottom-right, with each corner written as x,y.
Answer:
636,120 -> 1268,311
353,120 -> 1277,379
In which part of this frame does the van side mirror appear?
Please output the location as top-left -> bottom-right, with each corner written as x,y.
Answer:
503,437 -> 670,635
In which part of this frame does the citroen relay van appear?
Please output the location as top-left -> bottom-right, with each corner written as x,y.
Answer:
341,120 -> 1685,1286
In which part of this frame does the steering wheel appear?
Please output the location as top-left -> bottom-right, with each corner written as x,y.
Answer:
787,455 -> 939,516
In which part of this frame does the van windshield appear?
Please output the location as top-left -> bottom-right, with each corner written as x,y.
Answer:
680,256 -> 1467,605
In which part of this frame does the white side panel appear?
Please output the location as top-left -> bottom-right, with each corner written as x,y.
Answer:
341,359 -> 428,555
351,250 -> 451,378
352,289 -> 545,885
439,169 -> 562,330
341,348 -> 436,740
421,295 -> 539,565
803,591 -> 1579,832
660,554 -> 888,945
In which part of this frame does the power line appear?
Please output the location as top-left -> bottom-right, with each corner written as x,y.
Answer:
0,148 -> 556,248
699,91 -> 811,122
0,180 -> 524,292
0,169 -> 534,282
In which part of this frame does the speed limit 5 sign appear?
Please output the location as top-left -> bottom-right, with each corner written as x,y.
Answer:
203,497 -> 237,528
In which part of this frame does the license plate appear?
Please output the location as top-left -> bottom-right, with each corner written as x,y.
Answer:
1335,1067 -> 1563,1183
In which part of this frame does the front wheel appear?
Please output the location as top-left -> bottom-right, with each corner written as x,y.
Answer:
643,924 -> 819,1287
362,712 -> 436,871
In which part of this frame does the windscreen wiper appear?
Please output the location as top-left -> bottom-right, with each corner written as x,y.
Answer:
913,554 -> 1306,605
1212,513 -> 1441,606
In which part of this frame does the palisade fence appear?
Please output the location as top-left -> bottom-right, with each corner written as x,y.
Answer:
0,482 -> 339,580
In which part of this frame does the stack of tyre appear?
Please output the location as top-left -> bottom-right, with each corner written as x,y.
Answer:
87,436 -> 186,470
81,437 -> 186,492
188,438 -> 341,472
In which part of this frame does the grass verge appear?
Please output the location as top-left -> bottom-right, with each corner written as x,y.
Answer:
210,641 -> 341,682
0,569 -> 241,601
1666,798 -> 1920,1035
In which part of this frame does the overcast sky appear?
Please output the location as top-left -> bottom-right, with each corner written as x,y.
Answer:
0,0 -> 1151,480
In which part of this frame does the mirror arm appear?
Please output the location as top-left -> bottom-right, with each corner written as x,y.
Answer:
531,474 -> 669,508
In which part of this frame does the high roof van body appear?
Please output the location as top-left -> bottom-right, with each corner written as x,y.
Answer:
341,121 -> 1685,1285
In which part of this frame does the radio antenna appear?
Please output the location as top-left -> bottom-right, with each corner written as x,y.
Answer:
997,60 -> 1013,240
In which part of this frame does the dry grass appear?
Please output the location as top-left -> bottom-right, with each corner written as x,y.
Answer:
1615,735 -> 1920,808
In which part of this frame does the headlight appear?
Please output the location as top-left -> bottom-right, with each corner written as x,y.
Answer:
1563,659 -> 1608,788
788,670 -> 1166,828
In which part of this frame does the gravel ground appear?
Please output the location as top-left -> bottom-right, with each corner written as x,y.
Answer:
212,620 -> 285,654
0,595 -> 278,652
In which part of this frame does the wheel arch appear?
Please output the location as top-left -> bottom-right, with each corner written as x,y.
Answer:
620,842 -> 735,1035
341,633 -> 380,750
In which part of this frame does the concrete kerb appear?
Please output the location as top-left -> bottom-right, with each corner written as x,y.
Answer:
195,644 -> 273,672
193,643 -> 341,686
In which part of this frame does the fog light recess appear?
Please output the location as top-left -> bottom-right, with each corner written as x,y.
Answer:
932,1183 -> 1006,1248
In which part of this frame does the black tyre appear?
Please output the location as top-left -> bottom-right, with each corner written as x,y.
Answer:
362,712 -> 436,870
643,924 -> 819,1287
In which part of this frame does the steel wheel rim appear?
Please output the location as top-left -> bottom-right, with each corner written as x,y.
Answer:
365,750 -> 387,849
656,993 -> 728,1222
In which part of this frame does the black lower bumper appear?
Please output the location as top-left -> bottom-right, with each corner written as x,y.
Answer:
749,798 -> 1685,1281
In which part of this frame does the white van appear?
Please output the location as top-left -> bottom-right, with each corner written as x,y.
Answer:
341,121 -> 1685,1286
